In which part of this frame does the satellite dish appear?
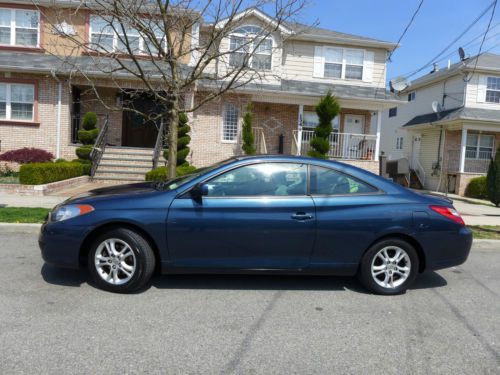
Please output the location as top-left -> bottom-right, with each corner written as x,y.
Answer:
431,101 -> 443,113
389,76 -> 410,92
458,47 -> 465,61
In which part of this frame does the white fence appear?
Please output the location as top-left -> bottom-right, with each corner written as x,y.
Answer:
293,130 -> 377,160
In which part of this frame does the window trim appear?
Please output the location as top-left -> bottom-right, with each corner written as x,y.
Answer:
0,6 -> 41,50
465,133 -> 495,160
221,102 -> 239,143
88,14 -> 166,56
407,91 -> 416,102
485,76 -> 500,104
322,46 -> 365,81
228,24 -> 274,71
0,78 -> 38,124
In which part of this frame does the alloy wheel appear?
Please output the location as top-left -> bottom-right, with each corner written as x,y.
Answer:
370,246 -> 411,289
94,238 -> 136,285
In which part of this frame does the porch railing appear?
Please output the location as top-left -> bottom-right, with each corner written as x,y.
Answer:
152,118 -> 166,169
293,130 -> 377,160
446,150 -> 493,174
252,127 -> 267,154
90,115 -> 109,178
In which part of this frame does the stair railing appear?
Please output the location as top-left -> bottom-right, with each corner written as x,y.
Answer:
152,118 -> 165,169
90,115 -> 109,178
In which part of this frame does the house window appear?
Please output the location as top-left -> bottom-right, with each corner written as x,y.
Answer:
344,49 -> 364,80
90,16 -> 165,55
388,107 -> 397,117
407,91 -> 416,102
324,48 -> 343,78
396,136 -> 404,150
465,134 -> 494,160
302,111 -> 339,131
229,26 -> 272,70
0,8 -> 39,47
222,103 -> 239,142
0,82 -> 35,121
486,76 -> 500,103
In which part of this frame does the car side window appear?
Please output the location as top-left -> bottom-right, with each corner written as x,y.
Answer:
310,165 -> 377,195
206,163 -> 307,197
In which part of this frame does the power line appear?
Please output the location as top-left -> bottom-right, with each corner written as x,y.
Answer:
387,0 -> 425,62
465,0 -> 498,81
404,0 -> 497,79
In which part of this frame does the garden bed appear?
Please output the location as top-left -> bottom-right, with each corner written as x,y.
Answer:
0,175 -> 90,196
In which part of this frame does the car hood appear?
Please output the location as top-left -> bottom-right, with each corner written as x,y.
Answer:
65,182 -> 163,204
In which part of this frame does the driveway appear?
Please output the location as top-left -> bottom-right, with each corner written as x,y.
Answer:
0,229 -> 499,374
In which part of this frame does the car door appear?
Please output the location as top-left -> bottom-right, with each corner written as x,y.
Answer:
166,162 -> 316,269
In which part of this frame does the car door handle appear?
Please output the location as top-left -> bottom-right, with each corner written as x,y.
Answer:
291,212 -> 314,221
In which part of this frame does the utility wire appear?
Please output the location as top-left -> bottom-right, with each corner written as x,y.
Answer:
404,0 -> 496,79
465,0 -> 498,81
386,0 -> 425,62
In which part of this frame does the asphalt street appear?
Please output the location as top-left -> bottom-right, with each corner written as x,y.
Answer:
0,229 -> 499,374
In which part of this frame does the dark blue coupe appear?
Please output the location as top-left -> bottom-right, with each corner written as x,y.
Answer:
39,156 -> 472,294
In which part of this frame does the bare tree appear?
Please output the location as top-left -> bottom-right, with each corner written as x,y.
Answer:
40,0 -> 309,178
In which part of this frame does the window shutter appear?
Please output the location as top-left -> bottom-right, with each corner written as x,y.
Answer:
476,75 -> 487,103
362,50 -> 374,83
313,46 -> 324,78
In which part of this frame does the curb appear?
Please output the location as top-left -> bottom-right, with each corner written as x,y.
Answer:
0,223 -> 42,233
473,239 -> 500,243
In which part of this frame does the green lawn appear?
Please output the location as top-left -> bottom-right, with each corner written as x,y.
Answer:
469,226 -> 500,240
0,207 -> 50,223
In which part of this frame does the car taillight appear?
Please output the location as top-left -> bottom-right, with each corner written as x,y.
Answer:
430,205 -> 465,226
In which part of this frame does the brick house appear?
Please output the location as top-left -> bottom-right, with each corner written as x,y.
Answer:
0,2 -> 401,181
382,53 -> 500,195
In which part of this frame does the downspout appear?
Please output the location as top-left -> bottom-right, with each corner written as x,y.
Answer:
50,70 -> 62,159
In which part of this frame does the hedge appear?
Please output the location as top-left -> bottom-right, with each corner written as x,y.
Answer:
76,146 -> 93,160
72,159 -> 91,175
464,176 -> 488,200
145,164 -> 197,181
19,162 -> 84,185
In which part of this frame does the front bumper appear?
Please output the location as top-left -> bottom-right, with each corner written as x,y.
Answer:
39,222 -> 89,269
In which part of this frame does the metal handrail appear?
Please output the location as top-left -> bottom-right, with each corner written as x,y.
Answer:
90,115 -> 109,178
152,118 -> 165,169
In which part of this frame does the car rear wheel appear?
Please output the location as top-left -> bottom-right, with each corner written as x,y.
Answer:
88,228 -> 155,293
358,238 -> 419,295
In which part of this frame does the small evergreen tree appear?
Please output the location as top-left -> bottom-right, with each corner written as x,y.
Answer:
486,148 -> 500,207
75,112 -> 98,174
164,112 -> 191,166
308,91 -> 340,159
242,103 -> 256,155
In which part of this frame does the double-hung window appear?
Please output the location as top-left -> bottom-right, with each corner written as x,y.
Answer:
321,47 -> 364,80
465,134 -> 494,160
90,16 -> 165,55
486,77 -> 500,103
0,8 -> 39,47
0,82 -> 35,121
229,26 -> 272,70
344,49 -> 364,80
324,48 -> 343,79
222,103 -> 239,142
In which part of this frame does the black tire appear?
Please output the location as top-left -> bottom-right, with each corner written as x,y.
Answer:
88,228 -> 156,293
358,238 -> 419,295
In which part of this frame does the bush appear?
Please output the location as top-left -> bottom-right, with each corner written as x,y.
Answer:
464,176 -> 488,199
75,146 -> 93,160
487,149 -> 500,207
145,164 -> 197,182
72,159 -> 91,175
78,129 -> 99,145
82,112 -> 98,130
163,112 -> 191,166
242,103 -> 256,155
0,147 -> 54,164
308,91 -> 340,159
19,162 -> 83,185
55,158 -> 67,163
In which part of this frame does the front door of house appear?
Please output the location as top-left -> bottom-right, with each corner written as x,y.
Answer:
121,93 -> 162,148
411,134 -> 421,168
344,115 -> 364,134
344,115 -> 365,158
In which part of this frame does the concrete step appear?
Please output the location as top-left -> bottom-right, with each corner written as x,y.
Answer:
98,163 -> 152,171
100,156 -> 153,164
93,176 -> 146,183
95,169 -> 148,176
105,146 -> 154,155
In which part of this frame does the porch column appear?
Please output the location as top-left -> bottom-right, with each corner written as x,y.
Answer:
459,127 -> 467,173
374,110 -> 382,161
297,104 -> 304,156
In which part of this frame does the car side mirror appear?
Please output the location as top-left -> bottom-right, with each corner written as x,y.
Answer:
190,183 -> 208,200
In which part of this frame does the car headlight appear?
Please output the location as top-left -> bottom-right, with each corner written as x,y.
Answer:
50,204 -> 94,222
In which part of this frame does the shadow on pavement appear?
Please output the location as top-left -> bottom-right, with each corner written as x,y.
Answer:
41,264 -> 447,293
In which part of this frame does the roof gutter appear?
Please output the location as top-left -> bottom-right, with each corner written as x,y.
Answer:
290,34 -> 398,50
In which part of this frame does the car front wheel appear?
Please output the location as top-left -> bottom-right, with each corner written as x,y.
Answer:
88,228 -> 156,293
358,238 -> 419,295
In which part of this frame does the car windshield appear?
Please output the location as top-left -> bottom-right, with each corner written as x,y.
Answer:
153,158 -> 236,191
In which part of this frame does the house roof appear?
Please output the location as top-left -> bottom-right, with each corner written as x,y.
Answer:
400,53 -> 500,91
403,106 -> 500,127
